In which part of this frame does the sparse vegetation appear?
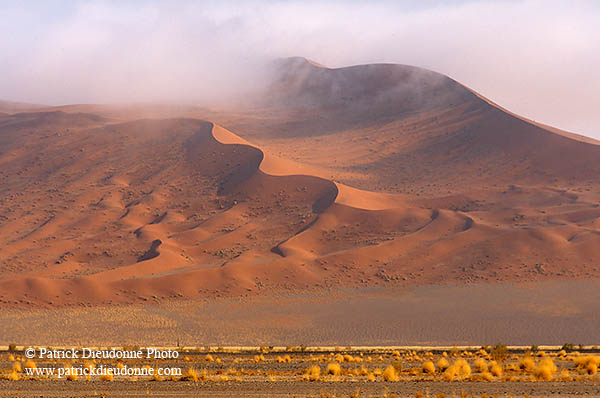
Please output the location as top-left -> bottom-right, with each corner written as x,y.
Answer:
0,344 -> 598,394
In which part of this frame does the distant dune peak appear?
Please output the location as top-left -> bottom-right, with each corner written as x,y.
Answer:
266,57 -> 477,117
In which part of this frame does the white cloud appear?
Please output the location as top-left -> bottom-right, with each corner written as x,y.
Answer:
0,0 -> 598,138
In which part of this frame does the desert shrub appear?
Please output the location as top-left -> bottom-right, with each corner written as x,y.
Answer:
181,367 -> 200,382
574,356 -> 600,375
519,356 -> 535,373
422,360 -> 435,374
490,343 -> 508,361
8,343 -> 17,352
253,354 -> 265,363
436,357 -> 449,371
473,358 -> 488,373
534,358 -> 557,381
24,360 -> 36,371
382,365 -> 399,381
443,365 -> 457,381
326,362 -> 341,376
489,361 -> 503,377
559,369 -> 571,380
304,365 -> 321,381
456,359 -> 471,378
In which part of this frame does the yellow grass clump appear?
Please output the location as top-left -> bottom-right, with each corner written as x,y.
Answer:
474,358 -> 488,373
489,361 -> 503,377
559,369 -> 572,381
100,372 -> 114,382
445,358 -> 471,381
574,356 -> 600,375
443,365 -> 457,381
422,361 -> 435,374
519,356 -> 535,373
534,358 -> 557,381
24,360 -> 36,371
455,359 -> 471,378
12,362 -> 22,372
326,362 -> 342,376
304,365 -> 321,381
181,367 -> 200,382
277,354 -> 292,363
383,365 -> 399,382
436,357 -> 449,371
205,354 -> 214,362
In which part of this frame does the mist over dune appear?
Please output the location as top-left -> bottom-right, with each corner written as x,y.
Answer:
0,0 -> 599,138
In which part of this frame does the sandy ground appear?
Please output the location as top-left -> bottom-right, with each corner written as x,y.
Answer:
1,280 -> 599,346
1,380 -> 600,398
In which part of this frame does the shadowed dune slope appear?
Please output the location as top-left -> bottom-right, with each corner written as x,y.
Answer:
1,59 -> 600,306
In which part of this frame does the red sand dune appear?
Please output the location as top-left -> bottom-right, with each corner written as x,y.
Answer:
1,58 -> 599,306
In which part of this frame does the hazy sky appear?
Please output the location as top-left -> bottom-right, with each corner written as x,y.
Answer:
1,0 -> 598,138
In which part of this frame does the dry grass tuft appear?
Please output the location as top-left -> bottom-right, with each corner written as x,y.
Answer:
181,367 -> 200,382
436,357 -> 449,371
534,358 -> 557,381
304,365 -> 321,381
422,360 -> 435,374
474,358 -> 488,373
489,361 -> 503,377
12,362 -> 22,372
574,355 -> 600,375
24,360 -> 36,371
326,362 -> 342,376
519,356 -> 535,372
382,365 -> 399,382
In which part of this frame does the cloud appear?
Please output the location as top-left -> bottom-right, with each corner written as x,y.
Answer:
0,0 -> 598,138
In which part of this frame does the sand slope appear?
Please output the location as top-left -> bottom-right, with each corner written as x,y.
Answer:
1,59 -> 600,306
